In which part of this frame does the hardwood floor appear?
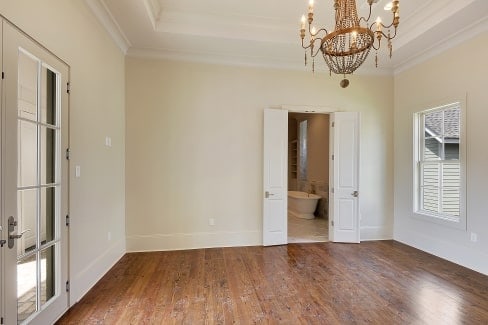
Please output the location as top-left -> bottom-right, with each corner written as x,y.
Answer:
57,241 -> 488,324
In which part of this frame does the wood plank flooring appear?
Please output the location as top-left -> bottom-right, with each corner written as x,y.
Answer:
56,241 -> 488,324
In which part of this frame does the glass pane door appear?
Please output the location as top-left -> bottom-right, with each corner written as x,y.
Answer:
1,21 -> 69,325
17,50 -> 61,324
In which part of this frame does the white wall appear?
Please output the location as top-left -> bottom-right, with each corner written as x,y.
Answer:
393,32 -> 488,275
125,57 -> 395,251
0,0 -> 126,302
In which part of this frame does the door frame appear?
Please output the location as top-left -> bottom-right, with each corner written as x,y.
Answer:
262,105 -> 360,245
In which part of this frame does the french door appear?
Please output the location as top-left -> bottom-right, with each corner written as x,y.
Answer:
1,20 -> 69,324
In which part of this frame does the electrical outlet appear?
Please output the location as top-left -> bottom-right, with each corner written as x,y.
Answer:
209,218 -> 215,226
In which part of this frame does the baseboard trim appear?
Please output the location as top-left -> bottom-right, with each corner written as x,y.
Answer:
70,238 -> 126,304
126,230 -> 261,252
360,226 -> 393,241
395,230 -> 488,275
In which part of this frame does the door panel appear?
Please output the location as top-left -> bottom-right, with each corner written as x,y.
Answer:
330,112 -> 360,243
263,108 -> 287,246
2,21 -> 69,324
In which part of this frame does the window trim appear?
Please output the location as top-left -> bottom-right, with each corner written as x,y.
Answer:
412,98 -> 467,230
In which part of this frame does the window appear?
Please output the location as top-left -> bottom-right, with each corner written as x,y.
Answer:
414,102 -> 465,228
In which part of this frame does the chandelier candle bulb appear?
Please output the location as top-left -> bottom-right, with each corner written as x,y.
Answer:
301,15 -> 306,30
376,17 -> 382,32
308,0 -> 314,14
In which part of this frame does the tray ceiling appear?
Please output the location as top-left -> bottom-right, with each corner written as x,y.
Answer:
85,0 -> 488,74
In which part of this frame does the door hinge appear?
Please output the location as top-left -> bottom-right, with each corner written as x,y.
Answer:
1,72 -> 4,79
67,82 -> 71,94
331,188 -> 334,194
331,220 -> 334,227
332,154 -> 334,160
1,316 -> 4,324
66,281 -> 70,292
66,148 -> 71,160
66,215 -> 70,226
331,122 -> 335,127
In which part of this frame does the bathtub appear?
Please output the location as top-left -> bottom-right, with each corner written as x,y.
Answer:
288,191 -> 321,219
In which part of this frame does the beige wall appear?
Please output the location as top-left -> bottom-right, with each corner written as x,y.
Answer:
394,32 -> 488,274
126,57 -> 395,251
0,0 -> 126,302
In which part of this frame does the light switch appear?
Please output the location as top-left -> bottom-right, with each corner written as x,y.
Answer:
105,136 -> 112,147
75,165 -> 81,178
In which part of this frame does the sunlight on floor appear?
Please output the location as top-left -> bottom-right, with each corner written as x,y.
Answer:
17,257 -> 47,322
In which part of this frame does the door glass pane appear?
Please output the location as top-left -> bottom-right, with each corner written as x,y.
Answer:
40,246 -> 56,306
17,254 -> 38,323
18,120 -> 37,187
40,127 -> 56,185
40,67 -> 57,126
17,189 -> 37,256
18,51 -> 39,121
40,187 -> 56,244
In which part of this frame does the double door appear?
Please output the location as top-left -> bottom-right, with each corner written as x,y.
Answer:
0,20 -> 69,324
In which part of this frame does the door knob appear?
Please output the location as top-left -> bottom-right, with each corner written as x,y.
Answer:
352,191 -> 359,197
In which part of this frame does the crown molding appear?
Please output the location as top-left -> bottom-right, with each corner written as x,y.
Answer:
84,0 -> 131,54
143,0 -> 161,30
126,47 -> 392,76
394,15 -> 488,75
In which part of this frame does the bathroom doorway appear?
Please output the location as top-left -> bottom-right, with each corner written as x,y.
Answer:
287,113 -> 329,243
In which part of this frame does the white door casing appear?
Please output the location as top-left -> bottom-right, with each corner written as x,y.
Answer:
262,108 -> 287,246
329,112 -> 360,243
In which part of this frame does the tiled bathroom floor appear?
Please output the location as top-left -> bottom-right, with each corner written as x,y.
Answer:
288,214 -> 329,243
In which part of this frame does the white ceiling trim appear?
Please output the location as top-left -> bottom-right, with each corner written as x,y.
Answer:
126,47 -> 392,76
143,0 -> 161,30
152,10 -> 295,44
394,16 -> 488,75
84,0 -> 131,54
394,0 -> 478,51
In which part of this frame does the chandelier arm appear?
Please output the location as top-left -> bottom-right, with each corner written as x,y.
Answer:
371,27 -> 398,41
358,3 -> 373,25
371,38 -> 381,51
310,39 -> 323,57
301,39 -> 312,50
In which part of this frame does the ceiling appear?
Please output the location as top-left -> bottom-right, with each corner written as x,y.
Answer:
85,0 -> 488,75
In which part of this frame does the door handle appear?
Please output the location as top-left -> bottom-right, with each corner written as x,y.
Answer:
9,229 -> 30,240
265,191 -> 275,198
352,191 -> 359,197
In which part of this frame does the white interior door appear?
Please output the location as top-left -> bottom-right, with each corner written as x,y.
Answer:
1,21 -> 69,324
329,112 -> 360,243
262,108 -> 287,246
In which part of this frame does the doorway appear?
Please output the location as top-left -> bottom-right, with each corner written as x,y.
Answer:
287,113 -> 329,243
263,108 -> 360,246
1,20 -> 70,324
